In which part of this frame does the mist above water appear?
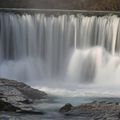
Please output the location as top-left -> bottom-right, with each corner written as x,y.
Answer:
0,13 -> 120,96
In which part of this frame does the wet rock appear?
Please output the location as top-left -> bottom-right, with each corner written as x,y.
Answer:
117,112 -> 120,118
0,115 -> 12,120
59,103 -> 73,113
60,102 -> 120,119
19,99 -> 33,104
0,78 -> 47,100
0,78 -> 47,114
17,109 -> 44,115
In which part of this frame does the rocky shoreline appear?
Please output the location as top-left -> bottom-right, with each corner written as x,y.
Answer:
60,102 -> 120,120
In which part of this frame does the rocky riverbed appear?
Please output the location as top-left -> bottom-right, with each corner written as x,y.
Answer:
1,78 -> 120,120
59,102 -> 120,120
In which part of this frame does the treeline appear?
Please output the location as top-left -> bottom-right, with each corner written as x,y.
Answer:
0,0 -> 120,11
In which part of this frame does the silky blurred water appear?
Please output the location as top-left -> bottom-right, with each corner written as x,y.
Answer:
0,12 -> 120,120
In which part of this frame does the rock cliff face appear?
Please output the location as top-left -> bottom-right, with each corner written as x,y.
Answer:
0,0 -> 119,11
0,78 -> 47,114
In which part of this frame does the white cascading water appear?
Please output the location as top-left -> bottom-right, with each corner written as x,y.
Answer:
0,13 -> 120,96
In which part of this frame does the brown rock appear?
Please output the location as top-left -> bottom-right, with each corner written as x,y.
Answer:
59,103 -> 73,113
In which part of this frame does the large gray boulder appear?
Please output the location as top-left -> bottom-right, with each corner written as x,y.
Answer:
0,78 -> 47,99
0,78 -> 47,114
59,103 -> 73,113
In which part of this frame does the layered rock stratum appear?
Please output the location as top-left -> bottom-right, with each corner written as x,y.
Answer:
0,78 -> 47,114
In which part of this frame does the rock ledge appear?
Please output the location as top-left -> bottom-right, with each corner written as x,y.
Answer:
60,102 -> 120,120
0,78 -> 47,114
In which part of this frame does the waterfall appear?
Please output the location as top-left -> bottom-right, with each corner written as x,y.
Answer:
0,13 -> 120,85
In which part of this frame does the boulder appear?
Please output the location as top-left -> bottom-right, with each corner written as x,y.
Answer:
0,78 -> 47,99
59,103 -> 73,113
60,102 -> 120,119
0,78 -> 47,114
